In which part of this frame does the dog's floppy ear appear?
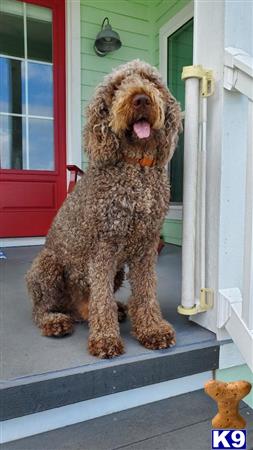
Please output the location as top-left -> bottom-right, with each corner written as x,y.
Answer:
84,83 -> 120,165
156,89 -> 182,167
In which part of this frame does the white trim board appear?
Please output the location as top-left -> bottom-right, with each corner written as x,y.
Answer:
1,371 -> 212,444
166,204 -> 183,220
66,0 -> 82,169
0,237 -> 45,248
159,4 -> 192,222
159,1 -> 194,84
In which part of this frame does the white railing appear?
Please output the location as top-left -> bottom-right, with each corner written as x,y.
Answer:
219,47 -> 253,371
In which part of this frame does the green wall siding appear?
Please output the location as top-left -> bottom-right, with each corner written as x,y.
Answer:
217,365 -> 253,409
162,218 -> 182,246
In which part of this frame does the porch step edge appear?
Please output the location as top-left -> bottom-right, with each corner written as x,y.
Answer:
0,343 -> 219,422
0,371 -> 213,444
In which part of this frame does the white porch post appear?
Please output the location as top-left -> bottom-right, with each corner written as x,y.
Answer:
188,0 -> 225,334
181,78 -> 199,309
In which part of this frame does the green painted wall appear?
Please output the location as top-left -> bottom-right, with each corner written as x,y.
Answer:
162,219 -> 182,246
217,365 -> 253,409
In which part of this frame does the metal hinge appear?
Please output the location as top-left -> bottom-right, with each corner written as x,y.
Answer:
177,288 -> 214,315
181,65 -> 215,97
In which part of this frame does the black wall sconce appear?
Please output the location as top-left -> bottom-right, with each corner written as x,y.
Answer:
94,17 -> 122,57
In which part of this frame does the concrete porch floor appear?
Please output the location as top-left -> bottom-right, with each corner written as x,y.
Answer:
1,244 -> 216,381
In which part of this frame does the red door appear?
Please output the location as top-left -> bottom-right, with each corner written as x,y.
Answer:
0,0 -> 66,237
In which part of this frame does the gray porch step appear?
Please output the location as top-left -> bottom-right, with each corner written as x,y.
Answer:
3,390 -> 253,450
1,341 -> 219,421
1,245 -> 219,421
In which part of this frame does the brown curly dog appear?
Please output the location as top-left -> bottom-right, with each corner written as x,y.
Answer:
26,60 -> 182,359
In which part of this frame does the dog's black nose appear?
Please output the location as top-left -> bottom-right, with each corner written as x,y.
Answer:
133,94 -> 151,108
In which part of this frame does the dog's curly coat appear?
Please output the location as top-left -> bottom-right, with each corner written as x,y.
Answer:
26,60 -> 182,359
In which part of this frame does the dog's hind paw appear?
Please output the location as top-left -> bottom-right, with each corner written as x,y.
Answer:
88,335 -> 125,359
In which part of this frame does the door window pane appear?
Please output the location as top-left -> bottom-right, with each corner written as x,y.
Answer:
0,0 -> 24,58
27,5 -> 52,62
0,1 -> 55,172
28,62 -> 53,117
170,131 -> 184,202
0,57 -> 26,114
168,19 -> 193,110
28,118 -> 54,170
168,19 -> 193,203
0,114 -> 26,170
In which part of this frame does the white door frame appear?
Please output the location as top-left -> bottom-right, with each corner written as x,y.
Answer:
159,1 -> 194,86
66,0 -> 82,169
159,1 -> 194,221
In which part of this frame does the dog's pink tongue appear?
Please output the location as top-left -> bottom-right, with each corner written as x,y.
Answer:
133,121 -> 150,139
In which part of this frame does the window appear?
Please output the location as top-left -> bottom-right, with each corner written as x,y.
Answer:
167,18 -> 193,202
0,0 -> 54,170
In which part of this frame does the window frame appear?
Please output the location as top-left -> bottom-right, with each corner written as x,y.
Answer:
0,0 -> 66,176
159,1 -> 194,220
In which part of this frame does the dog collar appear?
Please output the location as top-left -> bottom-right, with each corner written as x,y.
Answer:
124,155 -> 156,168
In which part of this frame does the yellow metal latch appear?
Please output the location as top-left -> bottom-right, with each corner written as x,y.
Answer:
177,288 -> 214,316
181,65 -> 215,97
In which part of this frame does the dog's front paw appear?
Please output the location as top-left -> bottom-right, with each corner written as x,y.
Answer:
135,321 -> 176,350
41,313 -> 74,337
88,335 -> 125,359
